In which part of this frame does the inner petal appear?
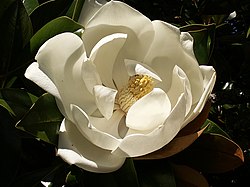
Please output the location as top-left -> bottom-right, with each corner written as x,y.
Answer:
126,88 -> 171,131
93,85 -> 117,119
124,59 -> 162,81
89,33 -> 127,89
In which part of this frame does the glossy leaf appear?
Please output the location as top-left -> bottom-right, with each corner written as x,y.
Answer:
202,119 -> 231,138
181,24 -> 216,65
247,26 -> 250,38
0,0 -> 33,87
173,133 -> 244,173
79,159 -> 139,187
29,16 -> 83,57
16,93 -> 63,145
11,163 -> 66,187
66,0 -> 85,21
22,0 -> 39,15
173,164 -> 209,187
29,0 -> 74,32
0,106 -> 21,187
0,88 -> 38,119
135,159 -> 176,187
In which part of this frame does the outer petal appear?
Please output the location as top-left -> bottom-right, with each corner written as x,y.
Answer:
113,93 -> 186,157
78,0 -> 107,27
57,119 -> 125,173
126,88 -> 171,131
143,20 -> 204,105
93,85 -> 117,119
89,33 -> 127,88
34,33 -> 96,119
183,66 -> 216,126
70,104 -> 121,150
25,62 -> 60,100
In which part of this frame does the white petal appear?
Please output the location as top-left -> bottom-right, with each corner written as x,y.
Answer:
126,88 -> 171,131
83,1 -> 154,57
124,59 -> 162,81
89,110 -> 125,139
82,60 -> 102,94
58,119 -> 125,173
70,104 -> 121,150
25,62 -> 60,99
144,21 -> 204,104
89,33 -> 127,88
35,33 -> 96,118
82,1 -> 155,89
167,66 -> 192,116
183,66 -> 216,126
78,0 -> 107,27
113,93 -> 186,157
93,85 -> 117,119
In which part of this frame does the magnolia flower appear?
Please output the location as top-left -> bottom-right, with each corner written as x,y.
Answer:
25,0 -> 216,173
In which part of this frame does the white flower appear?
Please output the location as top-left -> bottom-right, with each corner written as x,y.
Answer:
25,0 -> 216,173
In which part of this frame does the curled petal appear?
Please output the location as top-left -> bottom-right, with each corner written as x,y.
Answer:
83,0 -> 154,58
167,66 -> 192,116
183,66 -> 216,126
124,59 -> 162,81
93,85 -> 117,119
82,60 -> 102,94
71,104 -> 121,150
89,33 -> 127,88
25,62 -> 60,100
78,0 -> 107,27
58,119 -> 125,173
89,110 -> 125,139
83,1 -> 155,89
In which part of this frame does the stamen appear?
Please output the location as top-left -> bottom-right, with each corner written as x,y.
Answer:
117,74 -> 154,113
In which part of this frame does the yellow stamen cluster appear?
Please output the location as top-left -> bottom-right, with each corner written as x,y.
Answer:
117,74 -> 154,113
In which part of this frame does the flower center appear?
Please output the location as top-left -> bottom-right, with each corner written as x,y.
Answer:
117,74 -> 154,113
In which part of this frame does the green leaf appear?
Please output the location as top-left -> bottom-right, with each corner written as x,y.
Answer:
180,24 -> 216,65
135,159 -> 176,187
66,0 -> 85,21
0,0 -> 16,19
247,26 -> 250,38
0,0 -> 33,87
173,133 -> 244,173
16,93 -> 63,145
30,0 -> 74,32
73,159 -> 139,187
11,163 -> 67,187
173,164 -> 209,187
0,106 -> 22,187
0,88 -> 38,119
202,119 -> 231,139
22,0 -> 39,15
29,16 -> 83,57
114,158 -> 139,187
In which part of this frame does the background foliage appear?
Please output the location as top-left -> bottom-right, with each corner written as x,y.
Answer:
0,0 -> 250,186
